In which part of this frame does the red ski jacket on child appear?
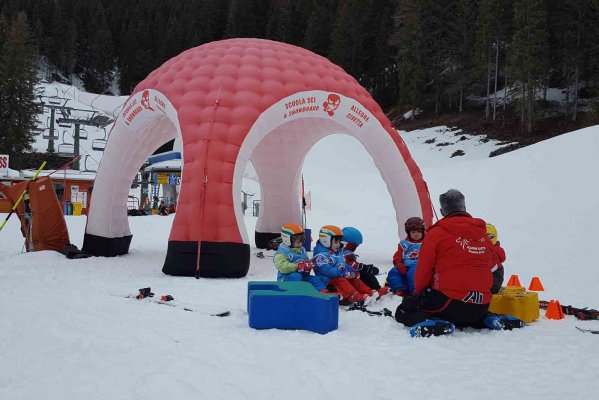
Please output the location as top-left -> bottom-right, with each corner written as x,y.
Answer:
490,242 -> 506,272
414,212 -> 494,304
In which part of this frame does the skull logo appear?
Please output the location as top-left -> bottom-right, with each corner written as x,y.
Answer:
323,93 -> 341,116
141,90 -> 155,111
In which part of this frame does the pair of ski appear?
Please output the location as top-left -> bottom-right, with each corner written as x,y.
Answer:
576,327 -> 599,334
539,300 -> 598,321
126,288 -> 230,317
341,301 -> 453,337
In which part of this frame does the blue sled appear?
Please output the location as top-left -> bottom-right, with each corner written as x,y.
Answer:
248,281 -> 339,334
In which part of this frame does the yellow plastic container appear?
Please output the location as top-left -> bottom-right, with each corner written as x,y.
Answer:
488,286 -> 540,323
72,202 -> 83,216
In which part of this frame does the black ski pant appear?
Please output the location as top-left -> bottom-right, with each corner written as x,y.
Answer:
395,288 -> 489,328
358,271 -> 381,290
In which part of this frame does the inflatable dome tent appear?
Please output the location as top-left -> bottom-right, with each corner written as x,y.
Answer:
82,38 -> 433,278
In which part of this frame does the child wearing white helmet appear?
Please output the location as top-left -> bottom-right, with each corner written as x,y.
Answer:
274,223 -> 327,292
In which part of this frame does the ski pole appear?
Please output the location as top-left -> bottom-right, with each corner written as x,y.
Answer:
0,161 -> 47,233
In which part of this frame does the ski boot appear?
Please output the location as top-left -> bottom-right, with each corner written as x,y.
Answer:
409,319 -> 455,337
483,314 -> 526,330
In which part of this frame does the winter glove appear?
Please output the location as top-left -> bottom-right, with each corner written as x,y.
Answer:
297,260 -> 314,273
358,263 -> 379,275
343,269 -> 359,279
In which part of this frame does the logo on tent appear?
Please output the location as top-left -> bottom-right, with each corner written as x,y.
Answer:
323,93 -> 341,116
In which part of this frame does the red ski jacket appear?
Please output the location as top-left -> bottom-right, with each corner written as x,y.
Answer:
414,212 -> 494,304
490,242 -> 506,272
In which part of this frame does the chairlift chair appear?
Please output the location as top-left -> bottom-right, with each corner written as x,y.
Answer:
57,131 -> 75,158
82,155 -> 97,173
48,96 -> 62,105
58,122 -> 72,129
78,128 -> 88,140
42,128 -> 59,140
92,128 -> 107,151
31,127 -> 45,136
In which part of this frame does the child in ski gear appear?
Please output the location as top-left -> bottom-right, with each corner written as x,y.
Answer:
158,201 -> 169,216
395,190 -> 523,331
387,217 -> 426,296
313,225 -> 377,304
341,226 -> 389,298
486,223 -> 506,294
274,223 -> 326,292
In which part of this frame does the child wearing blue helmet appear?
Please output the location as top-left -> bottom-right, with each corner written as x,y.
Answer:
341,227 -> 390,298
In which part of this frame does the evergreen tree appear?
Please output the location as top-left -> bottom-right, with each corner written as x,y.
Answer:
188,0 -> 230,46
266,0 -> 294,43
303,0 -> 337,57
75,0 -> 115,92
420,0 -> 460,114
511,0 -> 548,133
225,0 -> 260,38
454,0 -> 480,113
391,0 -> 426,117
47,3 -> 77,79
0,12 -> 40,158
474,0 -> 512,118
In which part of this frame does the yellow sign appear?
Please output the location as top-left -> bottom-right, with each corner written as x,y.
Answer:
156,173 -> 180,185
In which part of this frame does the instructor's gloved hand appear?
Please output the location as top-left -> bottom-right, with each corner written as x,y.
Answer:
297,260 -> 314,273
358,263 -> 380,275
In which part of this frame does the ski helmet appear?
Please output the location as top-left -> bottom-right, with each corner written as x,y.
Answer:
341,227 -> 363,245
319,225 -> 343,248
486,223 -> 498,245
405,217 -> 425,234
281,223 -> 304,247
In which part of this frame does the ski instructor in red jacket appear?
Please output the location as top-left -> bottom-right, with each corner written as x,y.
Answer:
395,189 -> 495,328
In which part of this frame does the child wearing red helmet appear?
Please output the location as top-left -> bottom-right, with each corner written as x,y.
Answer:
387,217 -> 426,296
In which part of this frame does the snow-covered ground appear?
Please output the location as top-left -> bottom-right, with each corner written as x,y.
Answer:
1,124 -> 598,399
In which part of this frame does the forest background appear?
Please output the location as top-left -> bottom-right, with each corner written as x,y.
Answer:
1,0 -> 598,166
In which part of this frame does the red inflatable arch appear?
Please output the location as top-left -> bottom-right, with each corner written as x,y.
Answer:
83,38 -> 433,278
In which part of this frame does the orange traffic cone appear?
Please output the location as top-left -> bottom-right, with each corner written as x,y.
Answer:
528,276 -> 545,291
545,300 -> 565,320
506,274 -> 522,287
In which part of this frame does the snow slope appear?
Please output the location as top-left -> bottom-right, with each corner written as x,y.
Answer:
1,125 -> 599,400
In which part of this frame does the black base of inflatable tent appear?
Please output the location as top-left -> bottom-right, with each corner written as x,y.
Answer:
255,231 -> 280,249
162,240 -> 250,278
82,233 -> 133,257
